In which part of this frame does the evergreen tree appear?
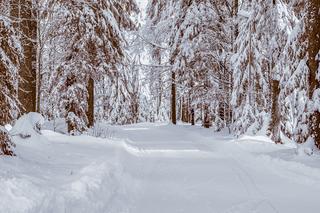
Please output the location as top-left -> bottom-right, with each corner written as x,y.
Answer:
52,0 -> 138,134
232,0 -> 291,136
146,0 -> 232,128
277,0 -> 309,144
144,0 -> 176,123
0,0 -> 21,155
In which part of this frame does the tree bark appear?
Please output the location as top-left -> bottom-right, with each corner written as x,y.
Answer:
307,0 -> 320,148
1,0 -> 16,155
11,0 -> 37,114
203,103 -> 211,128
181,97 -> 189,123
191,108 -> 195,126
87,77 -> 94,128
171,71 -> 177,124
268,79 -> 281,143
232,0 -> 238,18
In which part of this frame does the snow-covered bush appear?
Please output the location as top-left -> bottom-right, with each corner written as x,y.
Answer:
0,127 -> 15,156
10,113 -> 45,138
296,137 -> 315,156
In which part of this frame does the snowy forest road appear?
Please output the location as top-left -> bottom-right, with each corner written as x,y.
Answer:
2,123 -> 320,213
114,124 -> 320,213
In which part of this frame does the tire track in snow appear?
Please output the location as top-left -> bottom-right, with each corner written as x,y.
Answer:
224,155 -> 279,213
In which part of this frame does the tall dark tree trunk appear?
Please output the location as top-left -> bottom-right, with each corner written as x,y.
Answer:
66,74 -> 77,134
181,97 -> 189,123
1,0 -> 17,155
203,104 -> 211,128
191,108 -> 195,126
11,0 -> 37,114
307,0 -> 320,148
268,79 -> 281,143
87,77 -> 94,128
232,0 -> 238,17
171,71 -> 177,124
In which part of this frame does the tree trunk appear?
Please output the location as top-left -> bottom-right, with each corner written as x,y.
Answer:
307,0 -> 320,148
203,104 -> 211,128
0,0 -> 16,155
171,71 -> 177,124
232,0 -> 238,18
191,108 -> 195,126
87,77 -> 94,128
66,74 -> 78,135
181,97 -> 189,123
36,10 -> 41,113
268,79 -> 281,143
11,0 -> 37,114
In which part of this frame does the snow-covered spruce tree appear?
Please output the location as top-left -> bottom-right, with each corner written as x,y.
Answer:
96,61 -> 141,125
186,0 -> 232,130
169,0 -> 232,128
96,16 -> 144,125
277,0 -> 309,144
232,0 -> 288,136
275,0 -> 320,149
53,0 -> 138,134
232,0 -> 259,135
144,0 -> 176,122
262,0 -> 295,143
39,1 -> 76,125
0,0 -> 21,155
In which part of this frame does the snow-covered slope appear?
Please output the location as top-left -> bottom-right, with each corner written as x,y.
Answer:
1,123 -> 320,213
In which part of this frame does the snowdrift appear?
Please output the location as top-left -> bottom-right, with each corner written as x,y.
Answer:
10,113 -> 45,138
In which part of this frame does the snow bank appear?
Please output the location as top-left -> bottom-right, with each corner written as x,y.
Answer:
34,162 -> 129,213
296,137 -> 315,156
0,129 -> 134,213
10,113 -> 45,138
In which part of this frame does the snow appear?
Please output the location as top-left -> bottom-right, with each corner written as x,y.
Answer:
10,113 -> 45,138
296,137 -> 315,156
1,123 -> 320,213
4,124 -> 12,132
238,10 -> 251,18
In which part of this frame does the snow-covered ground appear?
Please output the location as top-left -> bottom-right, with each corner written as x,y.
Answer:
1,123 -> 320,213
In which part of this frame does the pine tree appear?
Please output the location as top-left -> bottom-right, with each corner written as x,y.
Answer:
267,0 -> 293,143
147,0 -> 232,127
232,0 -> 290,136
145,0 -> 176,123
0,0 -> 21,155
52,0 -> 138,133
277,0 -> 309,144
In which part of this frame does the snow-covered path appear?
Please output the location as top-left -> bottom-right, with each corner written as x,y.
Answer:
1,123 -> 320,213
117,124 -> 320,213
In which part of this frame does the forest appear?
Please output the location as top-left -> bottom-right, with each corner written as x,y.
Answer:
1,0 -> 319,155
1,0 -> 320,212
